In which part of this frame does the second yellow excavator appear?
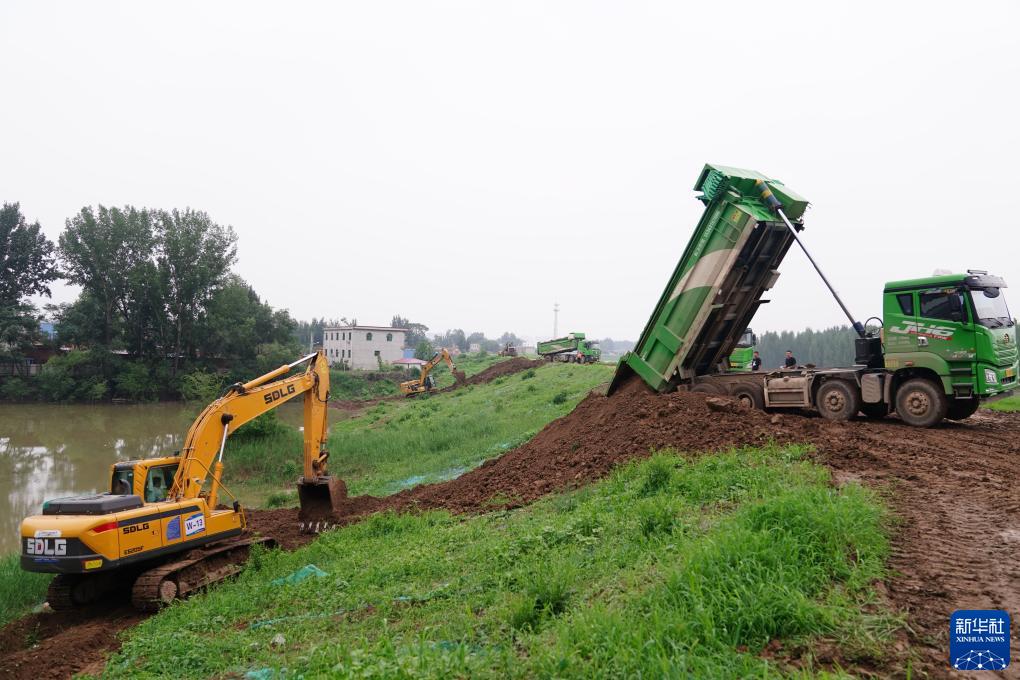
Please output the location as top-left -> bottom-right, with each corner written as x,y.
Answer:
399,348 -> 466,396
19,350 -> 344,611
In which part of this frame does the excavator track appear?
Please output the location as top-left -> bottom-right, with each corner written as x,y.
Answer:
47,571 -> 125,611
131,536 -> 276,612
46,574 -> 78,611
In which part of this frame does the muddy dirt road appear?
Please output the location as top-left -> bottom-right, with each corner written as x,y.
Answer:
3,378 -> 1017,678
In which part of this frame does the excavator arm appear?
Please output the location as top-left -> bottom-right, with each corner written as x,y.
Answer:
399,349 -> 464,396
169,350 -> 344,519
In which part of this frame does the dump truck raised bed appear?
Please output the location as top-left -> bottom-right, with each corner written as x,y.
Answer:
538,332 -> 601,363
610,164 -> 1018,426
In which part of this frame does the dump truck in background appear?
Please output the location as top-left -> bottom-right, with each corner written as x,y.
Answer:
538,332 -> 601,363
727,328 -> 757,372
609,164 -> 1018,426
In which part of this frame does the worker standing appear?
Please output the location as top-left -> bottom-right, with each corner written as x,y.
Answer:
784,350 -> 797,368
751,351 -> 762,372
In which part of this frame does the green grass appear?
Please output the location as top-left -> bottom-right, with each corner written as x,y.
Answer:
0,553 -> 51,627
986,395 -> 1020,412
103,445 -> 894,678
226,362 -> 613,502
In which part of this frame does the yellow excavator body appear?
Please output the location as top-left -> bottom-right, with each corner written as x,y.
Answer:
19,350 -> 342,611
399,348 -> 465,396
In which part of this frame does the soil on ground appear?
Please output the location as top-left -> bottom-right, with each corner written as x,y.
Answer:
3,375 -> 1017,678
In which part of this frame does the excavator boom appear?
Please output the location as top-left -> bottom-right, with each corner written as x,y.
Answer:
399,348 -> 466,396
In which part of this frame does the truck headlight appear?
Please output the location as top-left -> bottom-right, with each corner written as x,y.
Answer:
985,368 -> 998,385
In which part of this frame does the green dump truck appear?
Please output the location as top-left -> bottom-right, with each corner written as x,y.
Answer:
727,328 -> 757,372
610,164 -> 1018,426
538,332 -> 601,363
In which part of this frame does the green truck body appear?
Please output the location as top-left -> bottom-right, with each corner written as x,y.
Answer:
538,332 -> 601,363
611,164 -> 1018,426
610,165 -> 806,393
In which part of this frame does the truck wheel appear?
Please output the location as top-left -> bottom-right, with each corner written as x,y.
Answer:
730,384 -> 764,410
859,402 -> 889,419
816,380 -> 860,422
894,378 -> 948,427
946,397 -> 980,421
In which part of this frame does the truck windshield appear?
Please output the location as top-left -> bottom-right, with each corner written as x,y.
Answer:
736,329 -> 755,347
969,288 -> 1014,328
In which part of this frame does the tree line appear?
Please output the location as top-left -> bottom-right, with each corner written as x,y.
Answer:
1,202 -> 299,401
754,325 -> 858,369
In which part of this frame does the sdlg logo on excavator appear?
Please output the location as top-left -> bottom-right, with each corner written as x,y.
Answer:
263,384 -> 296,405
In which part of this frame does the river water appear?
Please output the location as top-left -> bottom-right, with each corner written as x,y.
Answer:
0,402 -> 303,555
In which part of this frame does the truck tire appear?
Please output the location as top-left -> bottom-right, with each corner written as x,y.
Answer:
946,397 -> 980,421
894,378 -> 948,427
730,384 -> 764,410
816,380 -> 860,422
859,402 -> 889,419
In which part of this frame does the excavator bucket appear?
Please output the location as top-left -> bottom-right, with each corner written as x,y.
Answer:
297,476 -> 347,525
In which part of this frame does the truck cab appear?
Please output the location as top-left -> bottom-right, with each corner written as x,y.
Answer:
727,328 -> 757,371
882,272 -> 1017,414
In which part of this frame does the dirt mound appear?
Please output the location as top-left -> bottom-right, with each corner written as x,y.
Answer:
8,375 -> 1018,678
460,357 -> 544,385
0,601 -> 143,680
255,377 -> 1020,678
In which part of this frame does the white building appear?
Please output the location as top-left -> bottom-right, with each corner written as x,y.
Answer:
322,325 -> 407,370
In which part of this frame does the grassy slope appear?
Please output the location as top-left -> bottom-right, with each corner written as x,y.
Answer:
328,353 -> 509,401
104,446 -> 893,678
226,362 -> 613,504
985,395 -> 1020,412
0,554 -> 50,628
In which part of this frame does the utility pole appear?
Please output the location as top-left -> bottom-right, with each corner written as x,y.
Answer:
553,302 -> 559,338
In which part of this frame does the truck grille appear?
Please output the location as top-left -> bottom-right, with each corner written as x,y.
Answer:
994,344 -> 1018,367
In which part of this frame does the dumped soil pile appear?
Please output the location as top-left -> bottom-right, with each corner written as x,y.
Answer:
386,376 -> 798,512
254,377 -> 1020,678
459,357 -> 544,386
0,602 -> 143,680
253,376 -> 801,536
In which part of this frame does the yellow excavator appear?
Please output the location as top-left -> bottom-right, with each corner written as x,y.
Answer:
399,348 -> 466,396
19,350 -> 345,611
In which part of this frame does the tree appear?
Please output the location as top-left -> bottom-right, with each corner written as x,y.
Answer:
0,303 -> 41,370
153,208 -> 237,375
59,205 -> 154,347
391,314 -> 429,348
0,204 -> 59,364
434,328 -> 467,352
0,203 -> 59,305
414,340 -> 434,360
197,275 -> 299,372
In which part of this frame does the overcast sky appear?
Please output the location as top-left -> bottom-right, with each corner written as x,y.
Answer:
3,1 -> 1018,343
